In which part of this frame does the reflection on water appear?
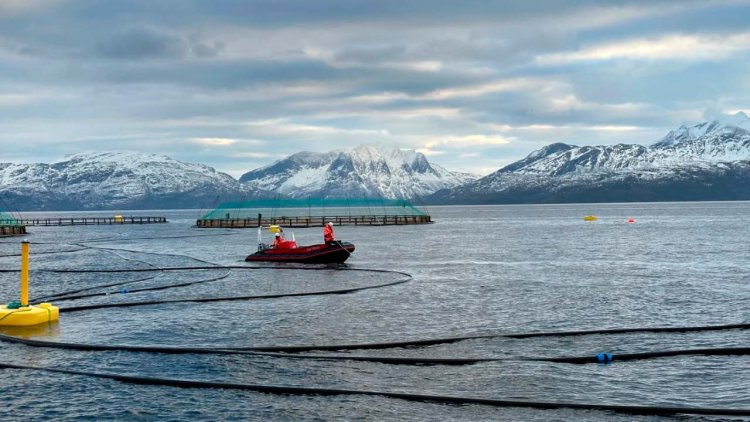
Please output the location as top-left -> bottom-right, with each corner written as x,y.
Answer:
0,321 -> 60,339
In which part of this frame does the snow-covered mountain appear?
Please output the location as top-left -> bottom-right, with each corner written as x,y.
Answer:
0,147 -> 474,211
6,114 -> 748,211
0,152 -> 246,210
428,112 -> 750,204
239,145 -> 477,199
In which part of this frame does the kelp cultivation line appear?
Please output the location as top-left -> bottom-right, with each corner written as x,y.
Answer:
0,362 -> 748,417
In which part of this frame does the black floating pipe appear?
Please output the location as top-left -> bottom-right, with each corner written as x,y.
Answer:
3,332 -> 750,366
506,323 -> 750,338
1,362 -> 749,417
58,276 -> 412,313
0,332 -> 486,355
539,347 -> 750,364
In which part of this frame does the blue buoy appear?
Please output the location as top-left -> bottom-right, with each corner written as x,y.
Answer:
596,352 -> 614,363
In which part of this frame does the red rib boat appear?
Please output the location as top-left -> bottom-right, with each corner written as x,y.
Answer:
245,240 -> 355,263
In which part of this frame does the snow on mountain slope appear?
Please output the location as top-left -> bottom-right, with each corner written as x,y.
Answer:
0,152 -> 243,210
497,112 -> 750,177
239,144 -> 477,199
428,112 -> 750,204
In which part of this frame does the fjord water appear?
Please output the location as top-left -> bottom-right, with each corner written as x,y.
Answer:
1,202 -> 749,421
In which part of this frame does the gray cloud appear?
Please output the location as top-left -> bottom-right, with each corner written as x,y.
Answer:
96,28 -> 188,60
0,0 -> 748,176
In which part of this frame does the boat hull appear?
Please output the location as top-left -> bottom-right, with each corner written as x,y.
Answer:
245,241 -> 355,264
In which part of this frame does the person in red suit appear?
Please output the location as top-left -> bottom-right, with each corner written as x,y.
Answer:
272,232 -> 284,248
323,222 -> 335,244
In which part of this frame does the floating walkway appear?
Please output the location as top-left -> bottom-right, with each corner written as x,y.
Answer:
16,216 -> 167,226
0,212 -> 26,236
197,198 -> 432,228
197,214 -> 431,228
0,225 -> 26,236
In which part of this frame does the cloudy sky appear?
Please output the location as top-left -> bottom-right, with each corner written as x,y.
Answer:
1,0 -> 749,177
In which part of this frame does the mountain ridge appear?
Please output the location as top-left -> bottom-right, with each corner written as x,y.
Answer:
427,112 -> 750,204
239,144 -> 476,200
4,113 -> 750,211
0,146 -> 473,211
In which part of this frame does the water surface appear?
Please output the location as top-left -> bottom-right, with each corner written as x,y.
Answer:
1,203 -> 749,420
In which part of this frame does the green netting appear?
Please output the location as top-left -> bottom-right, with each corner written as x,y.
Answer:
200,197 -> 428,220
0,211 -> 21,226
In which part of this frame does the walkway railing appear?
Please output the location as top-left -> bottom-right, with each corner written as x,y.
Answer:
196,214 -> 431,228
0,225 -> 26,236
7,217 -> 167,226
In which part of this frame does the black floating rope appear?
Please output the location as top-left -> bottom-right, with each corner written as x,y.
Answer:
541,347 -> 750,364
56,270 -> 412,313
34,272 -> 161,302
506,322 -> 750,338
2,331 -> 750,366
33,244 -> 235,302
224,347 -> 750,365
38,269 -> 231,303
0,332 -> 484,357
1,362 -> 749,417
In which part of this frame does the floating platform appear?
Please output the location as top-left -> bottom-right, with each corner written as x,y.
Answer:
0,241 -> 60,327
17,216 -> 167,226
0,212 -> 26,236
198,197 -> 432,228
197,214 -> 432,228
0,225 -> 26,236
0,303 -> 59,326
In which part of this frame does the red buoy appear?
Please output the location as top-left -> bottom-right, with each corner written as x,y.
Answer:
628,217 -> 635,223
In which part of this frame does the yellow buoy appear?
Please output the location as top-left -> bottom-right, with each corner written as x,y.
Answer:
583,215 -> 598,221
0,303 -> 59,326
114,214 -> 124,223
0,241 -> 59,327
268,225 -> 283,233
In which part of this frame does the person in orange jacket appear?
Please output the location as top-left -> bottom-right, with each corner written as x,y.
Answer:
323,221 -> 335,244
272,232 -> 284,248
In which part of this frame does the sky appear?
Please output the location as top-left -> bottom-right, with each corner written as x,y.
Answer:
0,0 -> 749,177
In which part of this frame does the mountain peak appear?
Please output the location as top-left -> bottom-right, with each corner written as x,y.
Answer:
1,151 -> 242,210
722,110 -> 750,127
427,114 -> 750,205
654,113 -> 750,147
239,143 -> 476,199
497,142 -> 576,174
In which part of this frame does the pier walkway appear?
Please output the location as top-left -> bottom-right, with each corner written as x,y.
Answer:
0,225 -> 26,236
9,216 -> 167,226
196,214 -> 431,228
